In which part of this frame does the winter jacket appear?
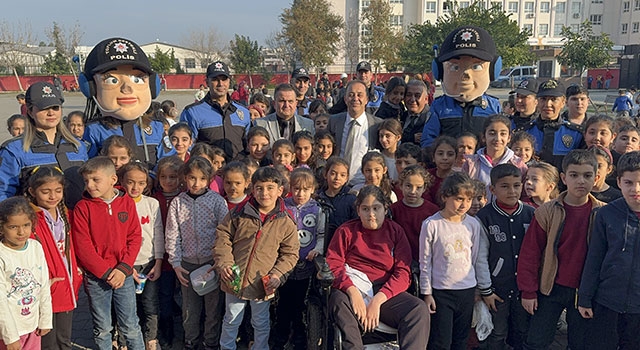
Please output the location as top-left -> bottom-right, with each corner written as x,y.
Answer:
463,147 -> 528,202
316,186 -> 358,232
213,197 -> 299,300
523,117 -> 584,171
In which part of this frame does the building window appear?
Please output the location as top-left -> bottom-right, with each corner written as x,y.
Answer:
539,24 -> 549,35
360,0 -> 370,9
360,24 -> 371,37
390,15 -> 403,26
635,0 -> 640,10
185,58 -> 196,69
524,1 -> 535,12
571,24 -> 580,32
508,1 -> 518,13
443,1 -> 451,12
540,2 -> 550,12
491,1 -> 502,9
460,1 -> 470,8
389,0 -> 402,3
524,23 -> 533,33
572,1 -> 581,14
634,22 -> 640,32
624,1 -> 630,12
622,23 -> 629,34
590,14 -> 602,25
592,0 -> 603,3
360,47 -> 371,60
554,24 -> 564,35
556,2 -> 566,13
425,1 -> 436,12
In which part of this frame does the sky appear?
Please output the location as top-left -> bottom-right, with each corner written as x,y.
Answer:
2,0 -> 293,47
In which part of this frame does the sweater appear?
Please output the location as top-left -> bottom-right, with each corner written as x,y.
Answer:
419,212 -> 482,294
390,199 -> 440,261
0,239 -> 53,345
326,219 -> 412,300
72,190 -> 142,279
133,195 -> 165,266
462,147 -> 528,202
165,189 -> 228,267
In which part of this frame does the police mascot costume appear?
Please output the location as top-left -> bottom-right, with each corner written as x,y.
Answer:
421,26 -> 502,148
81,37 -> 171,168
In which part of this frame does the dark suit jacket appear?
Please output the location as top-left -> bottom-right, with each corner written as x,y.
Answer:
328,111 -> 382,157
253,113 -> 315,146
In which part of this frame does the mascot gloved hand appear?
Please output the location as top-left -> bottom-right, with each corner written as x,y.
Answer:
81,38 -> 170,166
421,26 -> 502,148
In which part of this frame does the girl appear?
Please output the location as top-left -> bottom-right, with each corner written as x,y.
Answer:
308,99 -> 327,121
160,100 -> 179,126
0,196 -> 52,349
314,130 -> 336,162
27,166 -> 82,350
120,162 -> 164,349
314,113 -> 330,132
191,142 -> 227,194
238,126 -> 272,167
375,76 -> 406,120
468,179 -> 488,217
588,146 -> 622,203
272,139 -> 296,168
165,157 -> 229,350
390,165 -> 439,262
583,114 -> 616,149
65,111 -> 86,141
428,136 -> 458,204
316,157 -> 358,230
221,161 -> 251,210
463,115 -> 528,202
419,172 -> 482,350
248,104 -> 265,121
326,185 -> 429,349
352,151 -> 397,203
523,161 -> 559,208
454,132 -> 478,171
510,131 -> 537,165
273,168 -> 325,350
169,122 -> 194,162
100,135 -> 135,172
378,119 -> 403,182
293,130 -> 316,169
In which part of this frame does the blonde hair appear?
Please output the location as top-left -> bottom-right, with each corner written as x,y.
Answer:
23,109 -> 80,152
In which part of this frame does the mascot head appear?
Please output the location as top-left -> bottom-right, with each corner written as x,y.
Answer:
436,26 -> 499,102
81,37 -> 158,120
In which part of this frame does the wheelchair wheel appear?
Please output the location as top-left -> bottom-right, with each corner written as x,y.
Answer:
306,298 -> 327,350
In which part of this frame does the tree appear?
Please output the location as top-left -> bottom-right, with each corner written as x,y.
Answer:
361,0 -> 404,74
399,2 -> 533,74
342,8 -> 361,74
0,21 -> 37,91
44,21 -> 83,77
148,46 -> 175,74
181,27 -> 226,69
265,30 -> 297,73
557,20 -> 613,79
41,52 -> 69,74
280,0 -> 343,72
229,35 -> 263,88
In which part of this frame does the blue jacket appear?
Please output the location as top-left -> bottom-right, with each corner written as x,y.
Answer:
578,198 -> 640,313
421,94 -> 501,148
84,117 -> 171,167
0,132 -> 88,208
316,186 -> 358,234
523,117 -> 584,171
180,94 -> 251,160
612,96 -> 632,112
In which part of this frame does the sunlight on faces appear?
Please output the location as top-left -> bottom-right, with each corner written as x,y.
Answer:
252,180 -> 284,213
9,118 -> 25,137
387,86 -> 405,105
594,155 -> 612,188
484,122 -> 511,157
249,108 -> 262,121
1,213 -> 32,250
357,70 -> 373,86
567,93 -> 589,117
170,130 -> 193,157
223,171 -> 249,201
325,163 -> 349,193
469,193 -> 487,217
442,56 -> 490,102
83,170 -> 118,200
295,139 -> 313,165
379,130 -> 401,153
357,194 -> 386,230
404,85 -> 428,114
67,114 -> 85,139
524,168 -> 555,199
613,130 -> 640,154
537,96 -> 565,120
292,78 -> 310,97
94,65 -> 151,120
345,82 -> 368,116
275,90 -> 297,120
207,76 -> 230,100
122,169 -> 147,199
584,122 -> 615,149
457,136 -> 477,156
158,168 -> 180,193
30,105 -> 62,131
511,140 -> 534,163
29,181 -> 63,213
273,147 -> 295,167
515,93 -> 537,115
362,160 -> 387,187
618,170 -> 640,211
395,156 -> 418,178
107,146 -> 131,171
248,136 -> 270,161
490,175 -> 522,207
185,169 -> 210,195
561,164 -> 597,200
434,144 -> 456,172
401,174 -> 426,207
315,138 -> 333,160
211,154 -> 226,174
291,182 -> 314,206
442,192 -> 473,220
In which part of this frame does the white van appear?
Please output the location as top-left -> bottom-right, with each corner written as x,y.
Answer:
491,66 -> 537,88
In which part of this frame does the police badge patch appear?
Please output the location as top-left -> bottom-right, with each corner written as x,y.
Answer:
118,212 -> 128,223
237,110 -> 244,120
562,134 -> 573,148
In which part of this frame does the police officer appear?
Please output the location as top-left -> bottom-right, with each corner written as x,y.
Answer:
510,78 -> 540,132
291,67 -> 312,116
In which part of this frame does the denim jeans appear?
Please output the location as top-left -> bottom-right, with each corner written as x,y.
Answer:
84,273 -> 145,350
219,293 -> 271,350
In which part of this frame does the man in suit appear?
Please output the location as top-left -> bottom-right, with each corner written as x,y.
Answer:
253,83 -> 314,146
328,80 -> 382,186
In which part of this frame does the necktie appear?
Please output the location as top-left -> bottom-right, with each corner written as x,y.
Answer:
343,119 -> 359,167
283,120 -> 291,141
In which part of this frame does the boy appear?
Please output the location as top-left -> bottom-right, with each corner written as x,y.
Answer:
213,166 -> 299,350
72,156 -> 144,350
476,164 -> 535,349
578,151 -> 640,350
517,150 -> 605,350
393,142 -> 425,202
612,89 -> 633,118
16,93 -> 27,116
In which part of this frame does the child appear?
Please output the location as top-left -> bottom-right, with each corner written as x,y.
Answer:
221,161 -> 251,210
72,156 -> 145,349
517,150 -> 605,350
6,114 -> 26,137
314,113 -> 330,132
65,111 -> 86,141
26,166 -> 82,350
589,145 -> 622,203
168,122 -> 194,162
314,130 -> 335,163
316,157 -> 358,230
378,119 -> 403,182
390,165 -> 439,262
352,151 -> 397,203
213,167 -> 299,350
510,131 -> 536,165
468,178 -> 488,216
100,135 -> 135,172
239,126 -> 272,167
0,197 -> 52,350
272,139 -> 295,168
612,88 -> 633,118
191,142 -> 226,194
584,114 -> 616,149
248,104 -> 265,121
16,93 -> 27,116
164,157 -> 229,350
523,161 -> 559,208
273,168 -> 325,350
428,136 -> 458,204
292,130 -> 316,169
463,115 -> 528,203
393,143 -> 423,200
475,164 -> 534,350
454,132 -> 478,171
120,162 -> 164,349
419,172 -> 482,349
611,125 -> 640,165
375,76 -> 406,120
578,151 -> 640,350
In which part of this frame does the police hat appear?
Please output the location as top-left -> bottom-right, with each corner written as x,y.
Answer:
292,67 -> 310,80
84,37 -> 154,77
25,82 -> 63,109
537,79 -> 566,97
437,26 -> 496,63
356,61 -> 372,72
511,78 -> 539,96
207,61 -> 230,79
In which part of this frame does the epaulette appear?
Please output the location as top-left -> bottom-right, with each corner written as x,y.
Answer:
182,99 -> 206,111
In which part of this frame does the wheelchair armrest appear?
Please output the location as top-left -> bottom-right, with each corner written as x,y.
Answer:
313,255 -> 335,287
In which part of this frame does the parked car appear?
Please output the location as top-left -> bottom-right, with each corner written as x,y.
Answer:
491,66 -> 537,88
